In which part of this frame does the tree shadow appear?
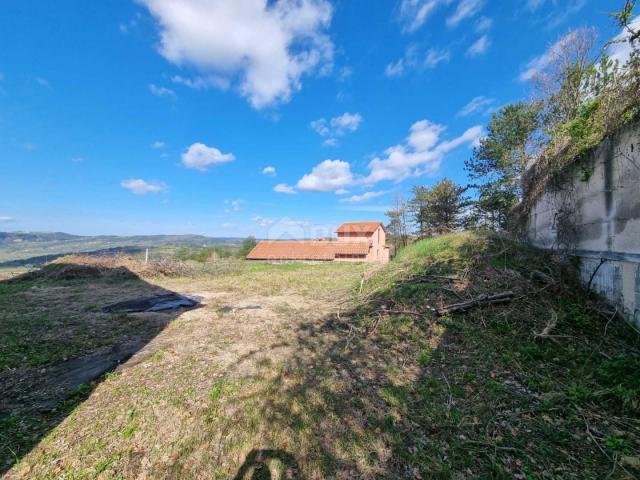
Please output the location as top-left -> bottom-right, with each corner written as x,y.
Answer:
233,449 -> 301,480
0,261 -> 198,475
217,248 -> 640,477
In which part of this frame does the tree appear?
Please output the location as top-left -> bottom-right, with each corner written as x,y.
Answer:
237,236 -> 258,258
385,193 -> 409,253
408,179 -> 469,236
422,178 -> 469,232
408,186 -> 430,237
465,102 -> 540,230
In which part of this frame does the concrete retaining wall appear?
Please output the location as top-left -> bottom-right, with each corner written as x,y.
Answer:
527,119 -> 640,324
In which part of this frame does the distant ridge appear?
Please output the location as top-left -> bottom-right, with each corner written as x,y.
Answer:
0,231 -> 243,265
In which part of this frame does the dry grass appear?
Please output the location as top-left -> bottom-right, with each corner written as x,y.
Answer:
2,234 -> 640,479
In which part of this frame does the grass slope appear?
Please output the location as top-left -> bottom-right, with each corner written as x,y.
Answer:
2,232 -> 639,479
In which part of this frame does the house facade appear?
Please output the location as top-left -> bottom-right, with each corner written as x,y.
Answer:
246,221 -> 390,264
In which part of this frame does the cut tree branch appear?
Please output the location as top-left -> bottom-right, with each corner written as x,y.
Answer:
436,291 -> 514,316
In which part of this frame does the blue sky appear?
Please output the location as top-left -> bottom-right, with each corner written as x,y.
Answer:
0,0 -> 622,238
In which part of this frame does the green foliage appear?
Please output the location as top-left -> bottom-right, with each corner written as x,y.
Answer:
408,178 -> 469,235
466,102 -> 540,230
175,245 -> 234,262
237,236 -> 258,259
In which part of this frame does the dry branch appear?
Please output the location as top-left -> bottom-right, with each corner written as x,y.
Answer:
534,309 -> 560,340
436,291 -> 514,316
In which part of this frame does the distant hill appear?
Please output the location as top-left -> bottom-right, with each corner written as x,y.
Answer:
0,231 -> 243,266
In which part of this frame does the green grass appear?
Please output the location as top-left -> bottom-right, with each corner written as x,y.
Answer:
3,231 -> 640,478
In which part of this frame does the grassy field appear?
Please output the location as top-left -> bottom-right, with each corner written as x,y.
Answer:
1,232 -> 640,479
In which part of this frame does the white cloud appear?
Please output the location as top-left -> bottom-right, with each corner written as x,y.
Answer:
274,183 -> 297,194
252,215 -> 276,227
385,58 -> 407,78
399,0 -> 440,33
365,120 -> 483,184
35,77 -> 51,88
425,48 -> 451,68
519,31 -> 577,81
526,0 -> 545,10
337,66 -> 353,82
474,16 -> 492,32
447,0 -> 485,28
0,215 -> 15,222
225,199 -> 242,212
457,95 -> 494,117
311,112 -> 362,145
386,45 -> 449,77
608,16 -> 640,67
140,0 -> 334,109
171,74 -> 230,91
466,34 -> 490,57
151,141 -> 166,149
296,159 -> 353,192
181,142 -> 235,171
262,166 -> 276,176
149,83 -> 176,98
121,179 -> 169,195
340,191 -> 387,203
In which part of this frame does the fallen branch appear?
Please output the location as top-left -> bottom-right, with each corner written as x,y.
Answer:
534,309 -> 558,339
437,291 -> 513,316
529,270 -> 555,285
406,274 -> 460,284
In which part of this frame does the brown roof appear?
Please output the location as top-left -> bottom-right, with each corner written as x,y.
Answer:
246,240 -> 370,261
336,221 -> 383,234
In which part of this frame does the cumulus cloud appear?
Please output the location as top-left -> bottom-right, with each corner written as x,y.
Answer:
0,216 -> 15,222
466,34 -> 490,57
340,191 -> 387,203
149,83 -> 176,98
296,159 -> 353,192
181,142 -> 235,171
457,95 -> 494,117
121,179 -> 169,195
274,183 -> 297,194
140,0 -> 334,109
310,112 -> 362,145
364,120 -> 483,184
399,0 -> 440,33
447,0 -> 485,28
262,166 -> 276,176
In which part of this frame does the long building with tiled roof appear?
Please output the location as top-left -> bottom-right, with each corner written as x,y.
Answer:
246,221 -> 389,263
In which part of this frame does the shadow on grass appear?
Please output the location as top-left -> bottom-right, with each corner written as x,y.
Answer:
233,449 -> 300,480
0,262 -> 198,475
220,238 -> 640,478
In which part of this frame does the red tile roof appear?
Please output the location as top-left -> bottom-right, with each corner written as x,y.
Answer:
336,221 -> 383,234
246,240 -> 370,261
